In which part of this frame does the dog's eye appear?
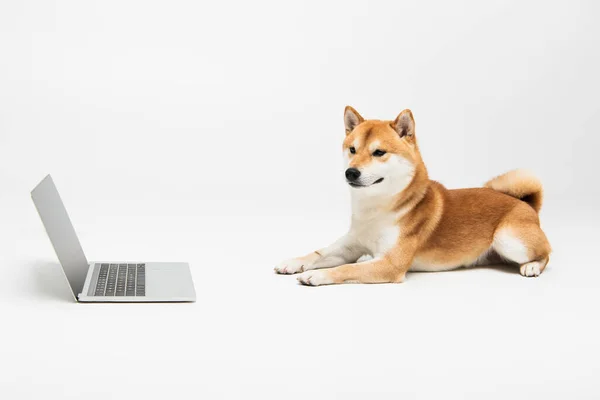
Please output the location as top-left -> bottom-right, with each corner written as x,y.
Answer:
373,149 -> 386,157
349,147 -> 356,154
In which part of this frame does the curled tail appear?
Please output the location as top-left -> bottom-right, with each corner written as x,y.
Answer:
485,169 -> 543,213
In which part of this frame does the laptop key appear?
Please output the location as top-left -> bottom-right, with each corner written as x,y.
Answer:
136,264 -> 145,296
126,264 -> 136,296
115,264 -> 127,296
94,264 -> 109,296
105,264 -> 118,296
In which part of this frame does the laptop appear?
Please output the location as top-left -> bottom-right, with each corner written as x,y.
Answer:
31,175 -> 196,302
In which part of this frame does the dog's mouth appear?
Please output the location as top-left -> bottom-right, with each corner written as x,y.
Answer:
348,177 -> 384,188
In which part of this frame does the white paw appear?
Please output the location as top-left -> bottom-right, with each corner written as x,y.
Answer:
297,270 -> 332,286
520,261 -> 542,277
274,258 -> 307,275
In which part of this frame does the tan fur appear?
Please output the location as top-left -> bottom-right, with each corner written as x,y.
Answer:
276,107 -> 552,285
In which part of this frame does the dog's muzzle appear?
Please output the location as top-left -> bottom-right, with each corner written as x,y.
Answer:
345,168 -> 384,188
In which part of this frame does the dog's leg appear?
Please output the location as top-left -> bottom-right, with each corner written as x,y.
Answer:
296,240 -> 416,286
274,235 -> 362,275
493,223 -> 551,277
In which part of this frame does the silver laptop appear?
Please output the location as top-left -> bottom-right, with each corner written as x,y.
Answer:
31,175 -> 196,303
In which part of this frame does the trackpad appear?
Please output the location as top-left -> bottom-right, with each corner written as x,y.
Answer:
146,263 -> 196,299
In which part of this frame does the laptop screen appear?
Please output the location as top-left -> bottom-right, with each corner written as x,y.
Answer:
31,175 -> 89,297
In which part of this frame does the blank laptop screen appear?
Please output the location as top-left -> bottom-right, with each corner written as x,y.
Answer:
31,175 -> 89,297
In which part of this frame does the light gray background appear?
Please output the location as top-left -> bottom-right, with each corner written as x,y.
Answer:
1,1 -> 599,399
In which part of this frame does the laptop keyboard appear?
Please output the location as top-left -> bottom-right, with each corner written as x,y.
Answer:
94,263 -> 145,296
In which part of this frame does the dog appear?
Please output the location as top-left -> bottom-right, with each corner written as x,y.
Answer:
275,106 -> 551,286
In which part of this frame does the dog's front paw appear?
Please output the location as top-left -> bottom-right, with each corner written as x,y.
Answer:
274,258 -> 307,275
297,270 -> 332,286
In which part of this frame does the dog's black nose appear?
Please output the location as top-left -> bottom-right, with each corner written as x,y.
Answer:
345,168 -> 361,182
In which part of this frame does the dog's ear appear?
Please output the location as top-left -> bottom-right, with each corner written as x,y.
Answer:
392,109 -> 415,138
344,106 -> 364,135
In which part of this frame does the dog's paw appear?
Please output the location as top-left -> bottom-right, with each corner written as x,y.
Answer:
297,270 -> 332,286
520,261 -> 542,277
274,258 -> 307,275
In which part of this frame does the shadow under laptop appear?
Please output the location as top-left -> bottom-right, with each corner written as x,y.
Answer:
30,260 -> 76,303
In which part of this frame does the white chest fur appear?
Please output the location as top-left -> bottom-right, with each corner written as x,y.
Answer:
348,211 -> 400,258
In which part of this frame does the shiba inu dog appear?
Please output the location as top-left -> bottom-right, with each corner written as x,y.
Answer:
275,106 -> 551,286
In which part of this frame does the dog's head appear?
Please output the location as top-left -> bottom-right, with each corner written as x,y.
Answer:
342,106 -> 421,195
